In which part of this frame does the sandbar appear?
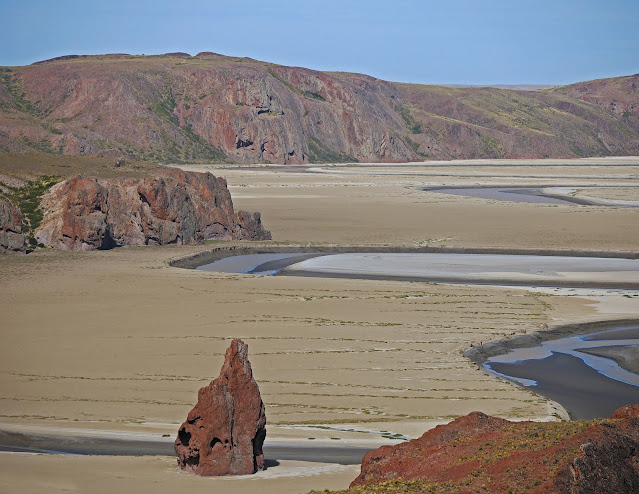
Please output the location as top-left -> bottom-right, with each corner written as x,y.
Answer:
580,345 -> 639,374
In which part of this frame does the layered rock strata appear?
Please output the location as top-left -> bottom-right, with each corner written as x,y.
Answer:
351,405 -> 639,493
175,339 -> 267,476
0,200 -> 26,253
35,168 -> 270,250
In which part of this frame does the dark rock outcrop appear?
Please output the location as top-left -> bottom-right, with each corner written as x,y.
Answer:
175,339 -> 266,476
34,168 -> 270,250
0,200 -> 26,253
350,406 -> 639,493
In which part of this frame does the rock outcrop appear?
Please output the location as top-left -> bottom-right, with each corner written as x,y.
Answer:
0,200 -> 26,253
350,406 -> 639,493
175,339 -> 266,476
35,168 -> 270,250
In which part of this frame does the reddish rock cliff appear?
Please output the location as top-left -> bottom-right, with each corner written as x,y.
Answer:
175,339 -> 267,476
35,168 -> 270,250
350,406 -> 639,493
0,200 -> 25,253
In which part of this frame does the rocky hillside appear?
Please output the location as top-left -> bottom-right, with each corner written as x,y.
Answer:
329,405 -> 639,494
1,52 -> 638,163
0,200 -> 25,253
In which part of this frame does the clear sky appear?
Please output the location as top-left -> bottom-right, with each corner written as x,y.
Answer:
1,0 -> 637,85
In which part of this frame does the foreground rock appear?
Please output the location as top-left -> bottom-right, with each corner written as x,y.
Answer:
175,339 -> 266,476
35,168 -> 270,250
0,200 -> 26,253
347,405 -> 639,493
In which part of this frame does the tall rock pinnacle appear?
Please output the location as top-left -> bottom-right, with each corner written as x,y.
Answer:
175,339 -> 267,476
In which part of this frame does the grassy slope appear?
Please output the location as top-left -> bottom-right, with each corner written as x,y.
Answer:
0,151 -> 160,181
394,81 -> 639,159
311,419 -> 610,494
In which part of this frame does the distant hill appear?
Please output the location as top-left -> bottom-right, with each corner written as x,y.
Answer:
442,84 -> 556,90
0,52 -> 637,163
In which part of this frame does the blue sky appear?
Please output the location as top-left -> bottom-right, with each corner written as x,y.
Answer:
1,0 -> 637,85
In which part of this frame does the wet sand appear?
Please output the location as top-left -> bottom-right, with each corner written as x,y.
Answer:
426,185 -> 639,207
194,251 -> 639,288
580,346 -> 639,374
196,253 -> 325,275
427,187 -> 583,205
0,428 -> 371,463
282,252 -> 639,289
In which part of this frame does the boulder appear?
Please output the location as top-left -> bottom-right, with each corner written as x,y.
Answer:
0,200 -> 26,253
35,168 -> 271,251
175,339 -> 267,476
350,406 -> 639,493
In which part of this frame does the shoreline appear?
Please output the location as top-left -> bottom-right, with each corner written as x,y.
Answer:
464,318 -> 639,419
0,427 -> 376,464
424,185 -> 639,207
171,245 -> 639,289
463,318 -> 639,365
580,346 -> 639,374
169,244 -> 639,271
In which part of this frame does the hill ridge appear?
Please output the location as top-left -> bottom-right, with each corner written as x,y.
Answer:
1,53 -> 637,163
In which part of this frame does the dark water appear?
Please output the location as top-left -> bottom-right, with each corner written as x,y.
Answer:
489,353 -> 639,419
485,326 -> 639,419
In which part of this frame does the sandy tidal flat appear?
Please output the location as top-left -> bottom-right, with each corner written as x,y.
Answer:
2,158 -> 639,493
283,252 -> 639,287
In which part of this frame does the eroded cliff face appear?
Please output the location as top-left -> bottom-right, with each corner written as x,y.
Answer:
0,200 -> 25,253
0,53 -> 415,164
349,405 -> 639,493
35,168 -> 270,251
1,53 -> 637,163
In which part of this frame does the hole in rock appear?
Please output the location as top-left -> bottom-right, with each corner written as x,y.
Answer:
184,453 -> 200,467
138,191 -> 151,207
178,428 -> 191,446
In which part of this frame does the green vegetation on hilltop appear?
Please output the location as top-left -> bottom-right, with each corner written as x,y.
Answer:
0,68 -> 38,115
395,104 -> 422,134
306,137 -> 357,163
0,152 -> 160,179
141,91 -> 227,163
311,419 -> 597,494
1,175 -> 59,248
267,68 -> 326,101
311,479 -> 457,494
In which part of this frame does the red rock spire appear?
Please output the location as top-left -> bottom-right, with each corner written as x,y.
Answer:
175,339 -> 267,476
